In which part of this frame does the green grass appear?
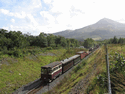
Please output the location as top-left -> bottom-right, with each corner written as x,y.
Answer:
86,44 -> 125,94
45,47 -> 103,94
46,45 -> 125,94
0,47 -> 85,93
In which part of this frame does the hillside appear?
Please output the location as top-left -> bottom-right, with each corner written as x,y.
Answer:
0,47 -> 87,93
53,18 -> 125,41
46,44 -> 125,94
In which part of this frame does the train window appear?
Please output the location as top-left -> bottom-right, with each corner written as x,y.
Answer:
48,69 -> 52,73
53,68 -> 55,71
59,65 -> 62,68
41,68 -> 48,74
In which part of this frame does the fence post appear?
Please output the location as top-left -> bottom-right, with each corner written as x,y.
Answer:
105,44 -> 112,94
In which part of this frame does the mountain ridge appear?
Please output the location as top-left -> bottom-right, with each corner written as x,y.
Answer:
53,18 -> 125,41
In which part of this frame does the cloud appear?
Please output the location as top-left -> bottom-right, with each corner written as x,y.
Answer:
1,0 -> 125,35
40,11 -> 55,25
43,0 -> 53,4
11,19 -> 15,23
0,9 -> 9,15
0,9 -> 25,18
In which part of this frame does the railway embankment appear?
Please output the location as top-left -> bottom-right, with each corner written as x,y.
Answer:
85,44 -> 125,93
12,48 -> 97,94
64,44 -> 125,94
45,47 -> 103,94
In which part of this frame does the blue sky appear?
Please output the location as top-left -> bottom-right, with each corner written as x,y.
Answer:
0,0 -> 125,35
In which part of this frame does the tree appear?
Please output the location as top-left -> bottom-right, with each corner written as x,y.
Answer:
118,37 -> 124,44
47,34 -> 56,47
55,36 -> 67,47
112,36 -> 118,44
83,38 -> 95,48
38,33 -> 48,47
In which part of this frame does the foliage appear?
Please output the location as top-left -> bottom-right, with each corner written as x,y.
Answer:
45,47 -> 102,94
112,36 -> 118,44
87,44 -> 125,93
83,38 -> 96,48
109,52 -> 125,73
0,47 -> 86,93
107,36 -> 125,44
0,29 -> 80,57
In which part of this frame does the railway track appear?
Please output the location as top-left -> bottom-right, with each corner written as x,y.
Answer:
27,82 -> 44,94
36,48 -> 100,94
13,47 -> 100,94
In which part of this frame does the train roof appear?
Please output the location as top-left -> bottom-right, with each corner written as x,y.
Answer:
70,55 -> 80,58
41,61 -> 62,68
77,51 -> 85,54
61,55 -> 80,64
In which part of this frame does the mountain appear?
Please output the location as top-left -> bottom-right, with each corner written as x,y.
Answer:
53,18 -> 125,41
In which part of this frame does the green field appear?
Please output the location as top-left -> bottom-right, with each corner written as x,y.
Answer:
0,47 -> 85,93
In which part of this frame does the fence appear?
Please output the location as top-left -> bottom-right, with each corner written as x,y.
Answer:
105,44 -> 112,94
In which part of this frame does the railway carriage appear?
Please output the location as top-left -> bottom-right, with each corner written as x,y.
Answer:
40,46 -> 99,83
41,61 -> 62,82
71,55 -> 81,65
77,51 -> 87,59
61,57 -> 74,73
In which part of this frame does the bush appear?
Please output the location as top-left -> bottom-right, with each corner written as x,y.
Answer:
13,50 -> 23,57
2,46 -> 8,54
46,47 -> 53,50
81,61 -> 86,66
7,51 -> 14,56
74,64 -> 81,73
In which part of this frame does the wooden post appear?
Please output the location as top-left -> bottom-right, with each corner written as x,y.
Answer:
105,44 -> 112,94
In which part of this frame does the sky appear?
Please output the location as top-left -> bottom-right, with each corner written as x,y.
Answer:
0,0 -> 125,35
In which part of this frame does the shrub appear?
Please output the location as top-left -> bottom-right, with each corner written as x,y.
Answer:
13,50 -> 23,57
74,64 -> 81,73
46,47 -> 53,50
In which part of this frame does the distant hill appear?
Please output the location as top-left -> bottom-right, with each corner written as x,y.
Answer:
53,18 -> 125,41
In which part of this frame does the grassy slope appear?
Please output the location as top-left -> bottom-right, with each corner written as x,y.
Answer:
46,45 -> 125,94
87,44 -> 125,94
0,47 -> 85,93
45,47 -> 105,94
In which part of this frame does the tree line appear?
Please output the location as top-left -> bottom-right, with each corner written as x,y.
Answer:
107,36 -> 125,44
83,38 -> 97,48
0,29 -> 79,51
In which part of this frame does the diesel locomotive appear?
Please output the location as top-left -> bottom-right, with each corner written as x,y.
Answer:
41,46 -> 99,83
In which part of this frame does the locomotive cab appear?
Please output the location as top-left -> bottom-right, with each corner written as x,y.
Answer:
41,67 -> 51,82
41,61 -> 62,83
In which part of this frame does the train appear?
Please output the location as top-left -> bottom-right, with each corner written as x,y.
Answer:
41,45 -> 99,83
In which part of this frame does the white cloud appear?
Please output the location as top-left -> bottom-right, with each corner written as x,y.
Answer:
43,0 -> 53,4
11,19 -> 15,23
26,14 -> 39,27
2,0 -> 125,35
0,9 -> 25,18
40,11 -> 55,25
0,9 -> 9,15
